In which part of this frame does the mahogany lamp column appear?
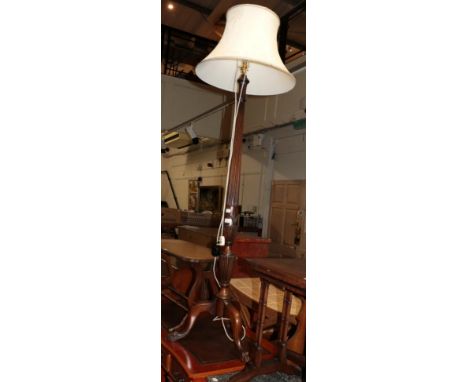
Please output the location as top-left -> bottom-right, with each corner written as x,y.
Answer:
215,70 -> 249,361
195,3 -> 296,362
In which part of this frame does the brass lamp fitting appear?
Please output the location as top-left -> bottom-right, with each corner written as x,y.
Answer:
240,61 -> 249,75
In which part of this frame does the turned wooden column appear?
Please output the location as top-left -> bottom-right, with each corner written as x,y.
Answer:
216,73 -> 249,316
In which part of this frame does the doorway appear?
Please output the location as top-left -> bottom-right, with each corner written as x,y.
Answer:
268,180 -> 306,258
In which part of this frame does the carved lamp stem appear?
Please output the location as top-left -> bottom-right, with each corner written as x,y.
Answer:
216,72 -> 249,317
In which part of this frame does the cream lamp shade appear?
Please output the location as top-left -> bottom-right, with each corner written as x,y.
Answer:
195,4 -> 296,96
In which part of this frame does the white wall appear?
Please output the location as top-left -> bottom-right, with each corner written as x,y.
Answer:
161,75 -> 227,139
269,126 -> 306,181
161,69 -> 306,227
161,144 -> 267,211
161,125 -> 305,214
161,69 -> 306,138
161,145 -> 229,210
244,68 -> 306,133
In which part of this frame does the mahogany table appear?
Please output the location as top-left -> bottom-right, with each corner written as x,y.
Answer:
230,258 -> 306,382
161,239 -> 217,341
231,277 -> 303,330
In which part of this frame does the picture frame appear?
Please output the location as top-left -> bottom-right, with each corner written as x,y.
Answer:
198,186 -> 223,212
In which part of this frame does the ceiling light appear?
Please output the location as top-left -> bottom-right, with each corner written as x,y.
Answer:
167,3 -> 174,10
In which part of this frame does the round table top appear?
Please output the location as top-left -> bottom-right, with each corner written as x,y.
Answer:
161,239 -> 214,263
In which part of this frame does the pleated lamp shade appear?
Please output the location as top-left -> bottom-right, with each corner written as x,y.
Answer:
195,4 -> 296,96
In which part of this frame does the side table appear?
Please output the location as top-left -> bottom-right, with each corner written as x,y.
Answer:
230,258 -> 306,382
161,239 -> 217,341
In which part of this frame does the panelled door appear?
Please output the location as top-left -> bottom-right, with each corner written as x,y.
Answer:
269,180 -> 306,258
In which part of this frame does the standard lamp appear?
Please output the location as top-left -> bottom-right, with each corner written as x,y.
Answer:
199,2 -> 296,360
168,4 -> 296,362
200,2 -> 296,356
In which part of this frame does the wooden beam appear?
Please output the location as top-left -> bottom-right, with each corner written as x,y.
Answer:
171,0 -> 212,16
194,0 -> 238,38
286,38 -> 306,52
280,0 -> 306,20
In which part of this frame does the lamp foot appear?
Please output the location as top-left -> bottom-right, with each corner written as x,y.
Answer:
167,301 -> 215,342
225,301 -> 250,363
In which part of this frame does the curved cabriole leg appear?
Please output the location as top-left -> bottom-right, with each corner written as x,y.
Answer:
168,314 -> 186,333
225,302 -> 250,363
187,264 -> 203,306
167,301 -> 214,342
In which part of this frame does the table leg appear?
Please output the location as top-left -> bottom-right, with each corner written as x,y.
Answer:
279,290 -> 292,365
254,279 -> 269,367
226,301 -> 250,363
187,263 -> 204,306
287,297 -> 306,354
167,261 -> 216,341
228,281 -> 271,381
167,300 -> 215,342
229,280 -> 302,382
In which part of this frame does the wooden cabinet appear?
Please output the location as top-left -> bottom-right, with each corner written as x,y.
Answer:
177,226 -> 211,247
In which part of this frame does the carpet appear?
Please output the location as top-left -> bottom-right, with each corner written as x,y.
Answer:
208,371 -> 302,381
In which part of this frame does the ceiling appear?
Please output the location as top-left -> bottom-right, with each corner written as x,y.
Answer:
161,0 -> 306,79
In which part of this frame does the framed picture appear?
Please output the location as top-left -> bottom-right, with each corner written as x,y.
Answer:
188,193 -> 198,211
188,179 -> 200,210
198,186 -> 223,212
188,179 -> 199,194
